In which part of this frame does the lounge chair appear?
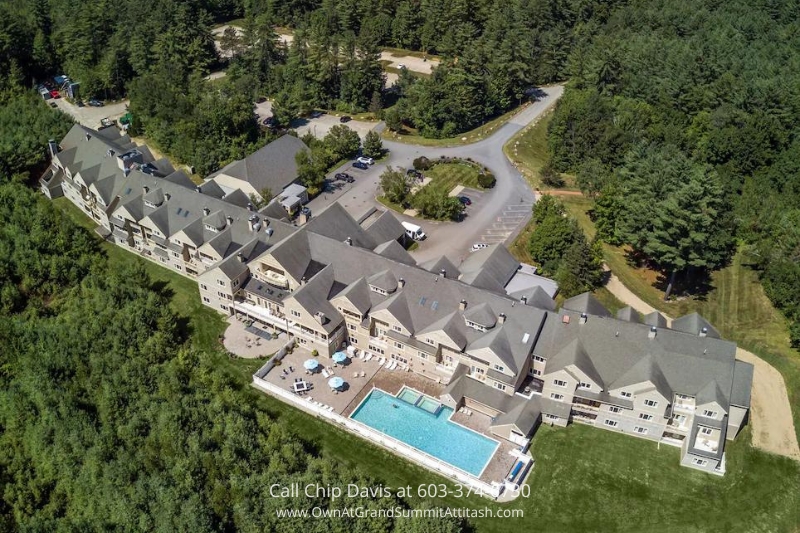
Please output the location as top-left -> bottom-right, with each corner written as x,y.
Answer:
360,371 -> 366,377
364,353 -> 373,362
306,397 -> 313,402
377,357 -> 385,365
353,372 -> 359,378
385,360 -> 392,369
322,369 -> 331,378
390,361 -> 398,370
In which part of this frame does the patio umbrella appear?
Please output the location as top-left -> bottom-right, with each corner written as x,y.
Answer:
304,359 -> 320,371
328,376 -> 345,389
332,351 -> 348,364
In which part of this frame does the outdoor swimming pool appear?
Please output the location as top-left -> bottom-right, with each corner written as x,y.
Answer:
350,388 -> 499,477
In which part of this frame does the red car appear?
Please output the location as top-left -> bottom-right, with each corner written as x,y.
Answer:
50,90 -> 60,99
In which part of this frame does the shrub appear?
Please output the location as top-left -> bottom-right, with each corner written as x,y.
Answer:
413,156 -> 433,171
540,163 -> 565,187
477,172 -> 496,188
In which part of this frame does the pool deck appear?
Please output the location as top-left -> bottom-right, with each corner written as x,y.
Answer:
262,347 -> 519,484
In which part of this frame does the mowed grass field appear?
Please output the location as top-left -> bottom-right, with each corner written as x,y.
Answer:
424,161 -> 484,192
55,194 -> 800,532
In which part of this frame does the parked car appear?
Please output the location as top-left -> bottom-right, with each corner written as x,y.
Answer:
470,243 -> 490,252
262,116 -> 275,126
458,196 -> 472,206
50,90 -> 60,99
339,115 -> 352,123
397,64 -> 406,69
100,118 -> 114,128
88,99 -> 104,107
357,156 -> 374,165
352,161 -> 369,170
335,173 -> 355,183
310,110 -> 323,118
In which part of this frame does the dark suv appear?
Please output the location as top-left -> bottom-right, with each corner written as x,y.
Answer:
335,173 -> 355,183
352,161 -> 369,170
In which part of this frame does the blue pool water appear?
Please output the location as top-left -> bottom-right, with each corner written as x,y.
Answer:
350,389 -> 499,476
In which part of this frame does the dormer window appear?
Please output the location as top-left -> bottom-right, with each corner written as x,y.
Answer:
578,382 -> 591,390
620,391 -> 632,398
493,364 -> 504,372
465,319 -> 487,332
369,285 -> 387,295
205,223 -> 218,233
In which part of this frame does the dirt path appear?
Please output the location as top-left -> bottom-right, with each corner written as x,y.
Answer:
603,269 -> 800,461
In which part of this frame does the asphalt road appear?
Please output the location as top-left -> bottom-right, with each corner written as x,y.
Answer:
306,84 -> 564,265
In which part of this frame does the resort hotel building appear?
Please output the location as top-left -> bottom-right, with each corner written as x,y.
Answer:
42,124 -> 753,481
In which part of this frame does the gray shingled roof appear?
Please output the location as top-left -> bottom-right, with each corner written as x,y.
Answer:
367,270 -> 398,293
289,265 -> 340,333
334,277 -> 372,315
644,311 -> 668,328
545,339 -> 604,388
418,312 -> 468,351
616,306 -> 640,323
459,246 -> 519,291
561,293 -> 611,317
467,325 -> 516,372
493,398 -> 541,436
610,354 -> 672,399
672,313 -> 721,339
371,291 -> 415,333
373,240 -> 415,265
363,210 -> 406,244
730,360 -> 753,408
463,302 -> 497,328
509,285 -> 556,311
695,379 -> 728,411
210,134 -> 308,195
420,256 -> 460,278
304,203 -> 377,249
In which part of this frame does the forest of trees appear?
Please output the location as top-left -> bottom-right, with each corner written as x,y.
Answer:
546,0 -> 800,345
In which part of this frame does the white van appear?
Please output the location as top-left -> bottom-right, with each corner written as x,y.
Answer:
401,221 -> 426,241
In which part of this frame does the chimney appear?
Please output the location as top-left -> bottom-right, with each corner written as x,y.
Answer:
237,252 -> 245,262
203,206 -> 210,216
579,312 -> 588,325
459,299 -> 467,311
164,193 -> 170,202
520,296 -> 528,305
315,312 -> 326,324
85,133 -> 91,141
648,326 -> 657,339
345,237 -> 353,246
498,312 -> 507,324
123,167 -> 130,176
226,215 -> 234,226
398,277 -> 405,289
440,268 -> 447,278
247,202 -> 254,211
699,327 -> 708,338
195,186 -> 202,193
106,148 -> 115,158
300,276 -> 307,285
143,186 -> 149,195
266,227 -> 274,237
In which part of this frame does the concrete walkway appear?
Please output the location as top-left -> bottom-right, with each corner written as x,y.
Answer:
602,267 -> 800,461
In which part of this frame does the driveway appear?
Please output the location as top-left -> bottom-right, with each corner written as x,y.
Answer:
53,98 -> 129,130
292,114 -> 378,140
379,51 -> 439,75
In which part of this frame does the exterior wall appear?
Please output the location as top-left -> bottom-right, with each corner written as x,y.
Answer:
210,175 -> 259,199
727,405 -> 748,440
541,369 -> 578,403
542,413 -> 568,427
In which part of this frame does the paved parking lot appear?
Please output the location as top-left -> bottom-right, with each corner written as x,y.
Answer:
52,98 -> 129,129
306,160 -> 386,219
253,100 -> 377,140
475,202 -> 534,244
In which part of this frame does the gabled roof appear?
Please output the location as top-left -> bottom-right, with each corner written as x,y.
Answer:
211,134 -> 308,195
561,292 -> 611,317
672,313 -> 721,339
459,245 -> 519,291
545,339 -> 604,388
289,265 -> 341,333
695,379 -> 728,411
509,285 -> 556,311
222,188 -> 252,208
203,210 -> 228,231
644,311 -> 668,328
463,302 -> 497,328
418,311 -> 468,351
730,360 -> 753,408
420,256 -> 460,278
303,202 -> 377,249
198,180 -> 226,199
269,231 -> 312,282
143,187 -> 165,206
371,291 -> 414,333
333,277 -> 372,315
163,170 -> 195,189
467,325 -> 516,372
373,240 -> 415,265
367,270 -> 398,293
493,398 -> 541,436
610,354 -> 671,399
616,306 -> 640,323
363,210 -> 406,244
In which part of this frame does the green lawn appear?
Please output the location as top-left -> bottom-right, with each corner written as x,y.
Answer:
377,195 -> 405,213
424,161 -> 485,193
54,197 -> 800,532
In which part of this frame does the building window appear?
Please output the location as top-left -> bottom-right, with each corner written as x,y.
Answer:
691,458 -> 708,467
578,382 -> 591,390
220,305 -> 227,311
394,341 -> 403,349
550,393 -> 564,400
291,310 -> 301,318
545,414 -> 559,421
603,420 -> 619,428
391,354 -> 408,364
233,279 -> 239,287
700,427 -> 713,436
175,265 -> 182,271
202,296 -> 210,303
217,279 -> 225,286
639,413 -> 654,421
348,324 -> 356,331
494,364 -> 504,372
393,325 -> 402,332
200,284 -> 208,291
368,345 -> 385,355
494,382 -> 506,391
702,410 -> 717,418
351,338 -> 358,345
644,399 -> 659,408
425,338 -> 435,345
609,406 -> 622,413
620,391 -> 632,398
172,251 -> 180,258
534,355 -> 545,362
417,351 -> 427,359
554,379 -> 567,388
533,369 -> 542,376
634,426 -> 648,435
